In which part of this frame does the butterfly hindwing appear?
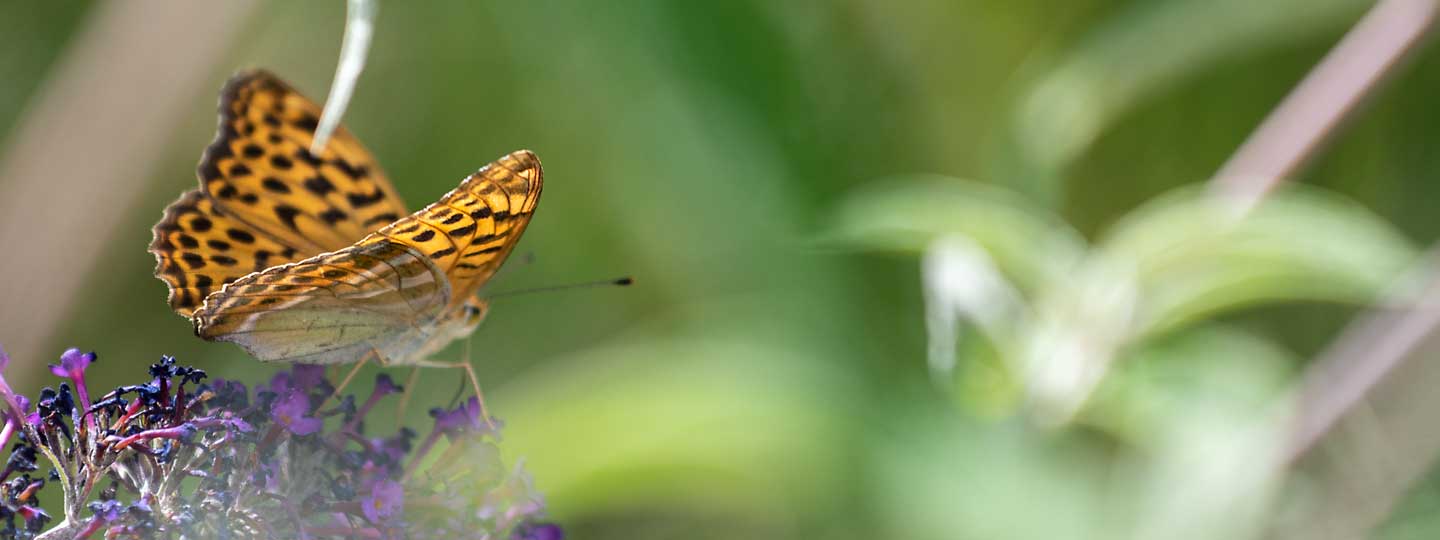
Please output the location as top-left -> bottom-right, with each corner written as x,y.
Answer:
192,238 -> 451,365
150,190 -> 305,316
197,70 -> 409,254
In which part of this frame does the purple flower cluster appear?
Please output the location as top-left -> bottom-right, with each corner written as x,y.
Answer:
0,345 -> 561,540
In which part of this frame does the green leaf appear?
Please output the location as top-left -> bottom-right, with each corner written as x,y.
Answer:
824,175 -> 1087,293
1099,185 -> 1417,337
1086,324 -> 1293,540
1086,323 -> 1295,444
494,336 -> 859,526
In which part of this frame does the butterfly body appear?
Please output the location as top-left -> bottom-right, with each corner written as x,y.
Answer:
151,70 -> 539,368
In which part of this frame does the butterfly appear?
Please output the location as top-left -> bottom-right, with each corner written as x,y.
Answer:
149,70 -> 541,400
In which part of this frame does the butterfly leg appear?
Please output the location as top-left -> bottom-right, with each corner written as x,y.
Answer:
411,358 -> 495,430
325,349 -> 377,407
394,367 -> 422,422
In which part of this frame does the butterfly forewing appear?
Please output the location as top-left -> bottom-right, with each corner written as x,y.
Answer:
373,150 -> 542,307
197,71 -> 409,253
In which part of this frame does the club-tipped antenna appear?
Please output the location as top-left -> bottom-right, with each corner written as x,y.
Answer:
486,276 -> 633,300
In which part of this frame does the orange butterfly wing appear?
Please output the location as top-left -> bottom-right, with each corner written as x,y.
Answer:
189,150 -> 541,365
154,69 -> 542,366
151,70 -> 408,316
370,149 -> 542,308
192,239 -> 453,365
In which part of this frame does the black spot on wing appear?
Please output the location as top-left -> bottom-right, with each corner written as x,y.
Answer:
295,114 -> 319,132
295,148 -> 322,166
333,160 -> 368,179
304,175 -> 336,196
463,246 -> 504,258
227,229 -> 256,243
448,224 -> 475,238
319,208 -> 349,224
364,212 -> 400,227
274,205 -> 301,230
347,190 -> 387,209
261,177 -> 290,194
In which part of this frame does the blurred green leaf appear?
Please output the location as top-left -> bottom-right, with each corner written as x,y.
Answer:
872,409 -> 1115,540
1093,324 -> 1292,540
998,0 -> 1367,197
1100,185 -> 1418,337
9,1 -> 1440,538
832,177 -> 1414,428
1087,323 -> 1295,445
825,175 -> 1087,293
496,335 -> 859,536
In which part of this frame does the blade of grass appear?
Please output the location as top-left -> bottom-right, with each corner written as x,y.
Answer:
1209,0 -> 1438,214
310,0 -> 377,154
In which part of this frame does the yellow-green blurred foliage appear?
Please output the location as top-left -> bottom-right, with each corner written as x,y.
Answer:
3,1 -> 1440,538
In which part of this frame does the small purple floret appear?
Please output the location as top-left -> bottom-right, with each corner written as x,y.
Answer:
0,343 -> 559,538
50,348 -> 95,379
271,391 -> 323,436
50,348 -> 97,416
514,523 -> 564,540
292,364 -> 326,389
374,373 -> 402,396
362,479 -> 404,523
434,397 -> 489,436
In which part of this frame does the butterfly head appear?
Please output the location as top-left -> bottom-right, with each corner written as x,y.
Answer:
447,297 -> 490,337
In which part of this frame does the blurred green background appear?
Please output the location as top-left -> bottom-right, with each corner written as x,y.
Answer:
3,1 -> 1440,538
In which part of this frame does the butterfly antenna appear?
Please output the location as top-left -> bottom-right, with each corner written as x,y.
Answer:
486,276 -> 633,300
491,251 -> 538,281
446,336 -> 476,408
